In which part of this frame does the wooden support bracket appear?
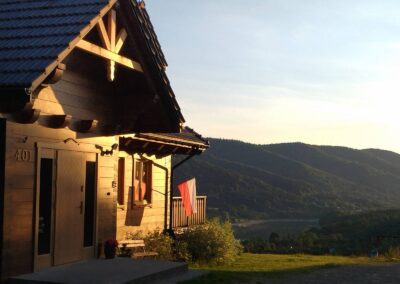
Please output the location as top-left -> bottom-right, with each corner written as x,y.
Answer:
75,119 -> 98,133
46,114 -> 71,128
11,103 -> 41,124
43,63 -> 66,85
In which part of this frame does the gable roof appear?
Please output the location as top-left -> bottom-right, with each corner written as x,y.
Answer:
0,0 -> 111,87
0,0 -> 184,123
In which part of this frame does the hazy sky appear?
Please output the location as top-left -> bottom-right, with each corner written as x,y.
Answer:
145,1 -> 400,153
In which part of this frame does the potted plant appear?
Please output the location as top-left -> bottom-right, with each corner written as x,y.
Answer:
104,239 -> 119,259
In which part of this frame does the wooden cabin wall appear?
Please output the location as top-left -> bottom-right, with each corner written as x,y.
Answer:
2,121 -> 118,279
0,118 -> 5,281
34,50 -> 115,124
1,51 -> 126,278
116,154 -> 171,240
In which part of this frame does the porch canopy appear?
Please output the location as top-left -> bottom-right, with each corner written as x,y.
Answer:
119,127 -> 209,157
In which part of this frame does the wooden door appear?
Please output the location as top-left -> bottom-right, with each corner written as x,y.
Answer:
54,150 -> 85,265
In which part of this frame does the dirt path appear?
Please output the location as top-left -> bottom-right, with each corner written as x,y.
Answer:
267,263 -> 400,284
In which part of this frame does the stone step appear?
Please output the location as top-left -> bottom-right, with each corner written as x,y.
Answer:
8,258 -> 188,284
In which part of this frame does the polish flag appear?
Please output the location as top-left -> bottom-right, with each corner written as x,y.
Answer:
177,178 -> 197,216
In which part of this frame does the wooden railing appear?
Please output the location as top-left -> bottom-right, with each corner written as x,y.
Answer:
172,196 -> 207,228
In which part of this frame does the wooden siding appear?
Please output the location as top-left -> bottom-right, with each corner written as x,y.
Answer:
2,121 -> 118,279
1,51 -> 124,279
172,197 -> 206,228
116,155 -> 171,240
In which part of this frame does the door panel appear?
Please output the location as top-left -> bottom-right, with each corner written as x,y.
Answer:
54,151 -> 84,265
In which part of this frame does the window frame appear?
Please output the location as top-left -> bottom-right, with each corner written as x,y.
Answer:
132,158 -> 153,206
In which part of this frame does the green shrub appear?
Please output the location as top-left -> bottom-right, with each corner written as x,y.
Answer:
144,229 -> 175,261
124,220 -> 242,264
174,239 -> 191,262
179,218 -> 243,265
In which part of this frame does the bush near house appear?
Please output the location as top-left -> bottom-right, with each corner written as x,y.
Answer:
144,230 -> 175,260
134,219 -> 242,264
179,218 -> 243,265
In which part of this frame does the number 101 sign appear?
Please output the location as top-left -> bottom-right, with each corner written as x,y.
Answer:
15,149 -> 33,162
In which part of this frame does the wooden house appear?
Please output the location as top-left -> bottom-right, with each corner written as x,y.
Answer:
0,0 -> 208,281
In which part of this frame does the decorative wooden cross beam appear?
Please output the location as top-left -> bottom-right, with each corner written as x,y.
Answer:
76,9 -> 143,81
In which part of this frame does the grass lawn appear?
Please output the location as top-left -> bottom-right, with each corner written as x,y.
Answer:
181,253 -> 392,283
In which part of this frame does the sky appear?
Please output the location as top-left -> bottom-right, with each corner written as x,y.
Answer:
145,0 -> 400,153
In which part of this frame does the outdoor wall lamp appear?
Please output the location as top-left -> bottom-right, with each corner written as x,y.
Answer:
95,143 -> 118,156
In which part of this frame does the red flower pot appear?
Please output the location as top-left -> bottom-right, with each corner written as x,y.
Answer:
104,240 -> 118,259
104,245 -> 116,259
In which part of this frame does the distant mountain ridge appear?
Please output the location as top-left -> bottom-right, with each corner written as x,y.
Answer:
174,139 -> 400,219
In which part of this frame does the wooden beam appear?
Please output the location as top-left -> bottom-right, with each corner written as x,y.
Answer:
43,63 -> 66,85
75,119 -> 98,133
107,9 -> 117,81
12,108 -> 40,124
108,59 -> 116,81
124,139 -> 132,147
76,40 -> 143,72
108,9 -> 116,51
115,28 -> 127,53
97,18 -> 111,50
29,0 -> 118,93
46,114 -> 71,128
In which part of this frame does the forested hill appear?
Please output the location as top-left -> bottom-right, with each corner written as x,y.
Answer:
174,139 -> 400,220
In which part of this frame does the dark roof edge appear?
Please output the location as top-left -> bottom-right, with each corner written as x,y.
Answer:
121,0 -> 185,126
126,127 -> 209,150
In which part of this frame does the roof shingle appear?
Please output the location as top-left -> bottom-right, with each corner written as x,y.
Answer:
0,0 -> 108,87
0,0 -> 185,126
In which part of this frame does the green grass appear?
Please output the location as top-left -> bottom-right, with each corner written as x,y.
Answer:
181,253 -> 392,283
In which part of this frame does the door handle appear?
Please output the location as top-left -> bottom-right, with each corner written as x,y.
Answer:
78,201 -> 83,214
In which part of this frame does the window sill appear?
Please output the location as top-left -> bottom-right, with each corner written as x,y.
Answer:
117,204 -> 126,210
133,200 -> 152,208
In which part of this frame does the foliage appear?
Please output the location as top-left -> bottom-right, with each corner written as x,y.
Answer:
174,139 -> 400,220
242,209 -> 400,257
143,229 -> 175,261
385,246 -> 400,259
179,218 -> 243,265
174,239 -> 191,262
183,253 -> 391,283
125,220 -> 242,264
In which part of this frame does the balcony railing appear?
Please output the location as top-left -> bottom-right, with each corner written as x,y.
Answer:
172,196 -> 207,228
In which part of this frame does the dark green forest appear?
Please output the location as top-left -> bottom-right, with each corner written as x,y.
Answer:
243,209 -> 400,256
174,139 -> 400,219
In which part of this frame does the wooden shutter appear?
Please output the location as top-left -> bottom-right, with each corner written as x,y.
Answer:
117,158 -> 125,205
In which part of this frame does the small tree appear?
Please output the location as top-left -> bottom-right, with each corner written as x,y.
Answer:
180,218 -> 243,264
269,232 -> 280,244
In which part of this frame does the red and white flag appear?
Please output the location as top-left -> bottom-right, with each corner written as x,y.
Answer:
177,178 -> 197,216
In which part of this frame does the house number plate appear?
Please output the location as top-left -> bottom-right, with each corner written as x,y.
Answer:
15,149 -> 33,162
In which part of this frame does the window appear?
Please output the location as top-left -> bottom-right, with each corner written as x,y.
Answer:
83,161 -> 96,247
133,160 -> 152,205
38,158 -> 53,255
